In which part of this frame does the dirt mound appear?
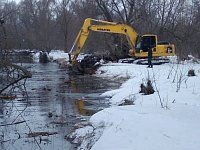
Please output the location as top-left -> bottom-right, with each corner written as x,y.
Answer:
68,55 -> 101,75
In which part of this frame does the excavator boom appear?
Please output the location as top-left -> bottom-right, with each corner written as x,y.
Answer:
69,18 -> 138,63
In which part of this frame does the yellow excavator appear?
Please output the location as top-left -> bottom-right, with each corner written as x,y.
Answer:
68,18 -> 175,64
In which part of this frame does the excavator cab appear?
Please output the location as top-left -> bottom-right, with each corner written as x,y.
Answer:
135,35 -> 156,53
134,34 -> 175,58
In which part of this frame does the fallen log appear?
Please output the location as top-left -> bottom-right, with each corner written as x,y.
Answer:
27,132 -> 58,138
0,120 -> 26,127
0,94 -> 16,100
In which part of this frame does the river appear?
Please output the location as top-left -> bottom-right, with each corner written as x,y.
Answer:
0,54 -> 122,150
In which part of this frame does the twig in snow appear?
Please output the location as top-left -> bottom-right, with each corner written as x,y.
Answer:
152,69 -> 164,108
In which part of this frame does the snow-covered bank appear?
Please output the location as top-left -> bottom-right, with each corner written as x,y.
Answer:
33,50 -> 88,62
90,104 -> 200,150
73,61 -> 200,150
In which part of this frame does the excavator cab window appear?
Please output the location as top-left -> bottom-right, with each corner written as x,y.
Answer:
141,36 -> 156,52
135,35 -> 156,52
135,36 -> 142,53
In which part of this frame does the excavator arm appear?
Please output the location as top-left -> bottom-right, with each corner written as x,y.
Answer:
68,18 -> 138,64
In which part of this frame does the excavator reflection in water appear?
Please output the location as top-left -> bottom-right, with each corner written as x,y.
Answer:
75,99 -> 98,116
68,18 -> 175,65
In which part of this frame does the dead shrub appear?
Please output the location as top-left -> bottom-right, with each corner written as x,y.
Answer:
119,99 -> 134,106
188,69 -> 195,77
139,80 -> 155,95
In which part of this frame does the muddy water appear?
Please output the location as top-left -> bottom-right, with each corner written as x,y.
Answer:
0,60 -> 122,150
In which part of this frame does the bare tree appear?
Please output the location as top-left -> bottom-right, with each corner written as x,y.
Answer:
0,0 -> 199,58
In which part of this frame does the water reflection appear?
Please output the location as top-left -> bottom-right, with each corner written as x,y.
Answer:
75,99 -> 99,116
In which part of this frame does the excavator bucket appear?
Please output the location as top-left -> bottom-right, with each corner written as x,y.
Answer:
67,55 -> 101,75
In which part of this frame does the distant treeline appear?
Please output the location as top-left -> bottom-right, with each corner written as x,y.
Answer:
0,0 -> 200,59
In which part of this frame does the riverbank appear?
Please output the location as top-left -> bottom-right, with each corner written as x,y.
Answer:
72,60 -> 200,150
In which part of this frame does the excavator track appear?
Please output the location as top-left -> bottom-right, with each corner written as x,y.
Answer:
119,57 -> 170,65
134,58 -> 170,65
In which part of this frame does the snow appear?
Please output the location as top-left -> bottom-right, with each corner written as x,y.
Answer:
33,51 -> 40,62
33,50 -> 88,62
69,126 -> 94,144
74,59 -> 200,150
90,105 -> 200,150
49,50 -> 69,61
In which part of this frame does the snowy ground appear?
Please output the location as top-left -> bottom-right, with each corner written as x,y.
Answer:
73,60 -> 200,150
